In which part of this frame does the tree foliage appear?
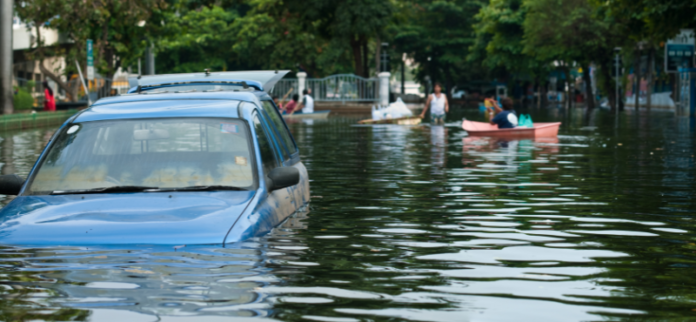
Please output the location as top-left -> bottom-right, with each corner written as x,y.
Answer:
15,0 -> 167,100
393,0 -> 486,92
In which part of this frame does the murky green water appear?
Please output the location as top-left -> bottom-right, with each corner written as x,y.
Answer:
0,107 -> 695,321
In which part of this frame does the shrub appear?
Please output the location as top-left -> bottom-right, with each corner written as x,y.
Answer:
13,87 -> 34,110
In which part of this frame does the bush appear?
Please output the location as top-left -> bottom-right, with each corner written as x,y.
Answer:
13,87 -> 34,110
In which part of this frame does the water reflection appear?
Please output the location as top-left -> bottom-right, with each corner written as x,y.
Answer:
0,209 -> 310,321
0,109 -> 695,321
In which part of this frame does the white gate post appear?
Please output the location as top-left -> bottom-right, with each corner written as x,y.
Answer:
378,72 -> 390,106
297,72 -> 307,97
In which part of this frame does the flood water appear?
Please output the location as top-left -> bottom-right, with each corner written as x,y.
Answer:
0,107 -> 695,321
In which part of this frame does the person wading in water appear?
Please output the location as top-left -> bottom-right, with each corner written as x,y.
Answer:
420,83 -> 449,125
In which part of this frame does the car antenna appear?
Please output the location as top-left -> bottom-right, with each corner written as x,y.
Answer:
275,70 -> 278,74
136,85 -> 142,94
204,69 -> 210,76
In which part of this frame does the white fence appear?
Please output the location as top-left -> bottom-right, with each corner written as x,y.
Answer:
271,73 -> 389,104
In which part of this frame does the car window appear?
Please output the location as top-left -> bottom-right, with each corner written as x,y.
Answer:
261,100 -> 298,156
253,115 -> 278,175
28,118 -> 255,194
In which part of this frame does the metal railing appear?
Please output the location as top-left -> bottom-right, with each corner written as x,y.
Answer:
270,79 -> 299,99
20,73 -> 381,104
271,74 -> 380,102
306,74 -> 379,102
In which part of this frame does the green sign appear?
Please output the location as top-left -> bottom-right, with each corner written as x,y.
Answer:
86,39 -> 94,80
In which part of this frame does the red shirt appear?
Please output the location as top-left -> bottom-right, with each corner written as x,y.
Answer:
284,100 -> 297,113
44,89 -> 56,111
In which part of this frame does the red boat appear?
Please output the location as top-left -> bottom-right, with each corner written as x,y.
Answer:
462,120 -> 561,138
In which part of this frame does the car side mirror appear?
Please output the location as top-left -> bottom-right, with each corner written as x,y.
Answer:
0,174 -> 24,195
268,167 -> 300,191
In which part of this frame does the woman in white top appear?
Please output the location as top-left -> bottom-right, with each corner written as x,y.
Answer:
419,83 -> 449,124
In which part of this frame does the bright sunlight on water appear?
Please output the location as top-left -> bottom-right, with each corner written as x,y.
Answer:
0,107 -> 694,321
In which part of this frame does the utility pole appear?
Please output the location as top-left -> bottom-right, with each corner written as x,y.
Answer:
401,53 -> 405,94
0,0 -> 14,114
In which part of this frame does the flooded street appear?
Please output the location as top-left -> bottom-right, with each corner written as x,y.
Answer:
0,108 -> 695,321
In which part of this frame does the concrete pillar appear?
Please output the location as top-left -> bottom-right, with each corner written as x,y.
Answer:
0,0 -> 14,114
144,44 -> 155,75
297,72 -> 306,97
379,72 -> 390,106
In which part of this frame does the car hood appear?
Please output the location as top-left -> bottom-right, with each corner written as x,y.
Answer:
0,191 -> 254,245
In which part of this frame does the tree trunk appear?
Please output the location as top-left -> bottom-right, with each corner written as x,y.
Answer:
350,37 -> 363,77
362,38 -> 369,78
563,63 -> 572,108
375,36 -> 380,76
540,81 -> 546,108
646,47 -> 654,111
634,47 -> 641,110
581,63 -> 595,109
598,58 -> 616,112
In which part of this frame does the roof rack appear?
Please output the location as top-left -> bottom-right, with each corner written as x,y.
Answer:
136,80 -> 250,94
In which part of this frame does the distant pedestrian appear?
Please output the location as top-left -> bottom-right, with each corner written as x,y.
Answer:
42,81 -> 55,112
490,97 -> 517,129
295,88 -> 314,114
284,94 -> 299,114
420,83 -> 449,125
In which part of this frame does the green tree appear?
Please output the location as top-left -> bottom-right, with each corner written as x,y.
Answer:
15,0 -> 167,101
597,0 -> 696,109
522,0 -> 625,109
291,0 -> 395,77
154,0 -> 360,77
393,0 -> 486,95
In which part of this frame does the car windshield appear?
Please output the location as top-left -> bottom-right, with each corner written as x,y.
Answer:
27,118 -> 255,195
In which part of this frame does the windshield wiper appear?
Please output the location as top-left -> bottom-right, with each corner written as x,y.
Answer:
152,185 -> 247,192
51,186 -> 159,195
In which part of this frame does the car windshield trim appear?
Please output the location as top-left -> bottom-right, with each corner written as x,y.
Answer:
50,185 -> 248,195
51,185 -> 160,195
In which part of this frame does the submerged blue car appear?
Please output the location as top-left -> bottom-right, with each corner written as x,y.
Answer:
0,71 -> 309,245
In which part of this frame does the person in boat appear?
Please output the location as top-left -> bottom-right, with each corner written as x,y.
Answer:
419,83 -> 449,124
293,88 -> 314,115
284,94 -> 299,114
490,97 -> 518,129
274,88 -> 294,111
483,94 -> 498,122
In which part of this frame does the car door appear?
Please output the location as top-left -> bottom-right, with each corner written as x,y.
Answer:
260,100 -> 307,206
251,111 -> 297,234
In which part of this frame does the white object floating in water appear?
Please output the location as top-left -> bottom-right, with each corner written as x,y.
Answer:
371,98 -> 413,121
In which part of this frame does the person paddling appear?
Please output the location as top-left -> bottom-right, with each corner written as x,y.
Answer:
274,88 -> 294,111
419,83 -> 449,125
283,94 -> 299,114
490,97 -> 518,129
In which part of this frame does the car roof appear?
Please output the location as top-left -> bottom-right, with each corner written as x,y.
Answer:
75,92 -> 263,123
129,70 -> 290,92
